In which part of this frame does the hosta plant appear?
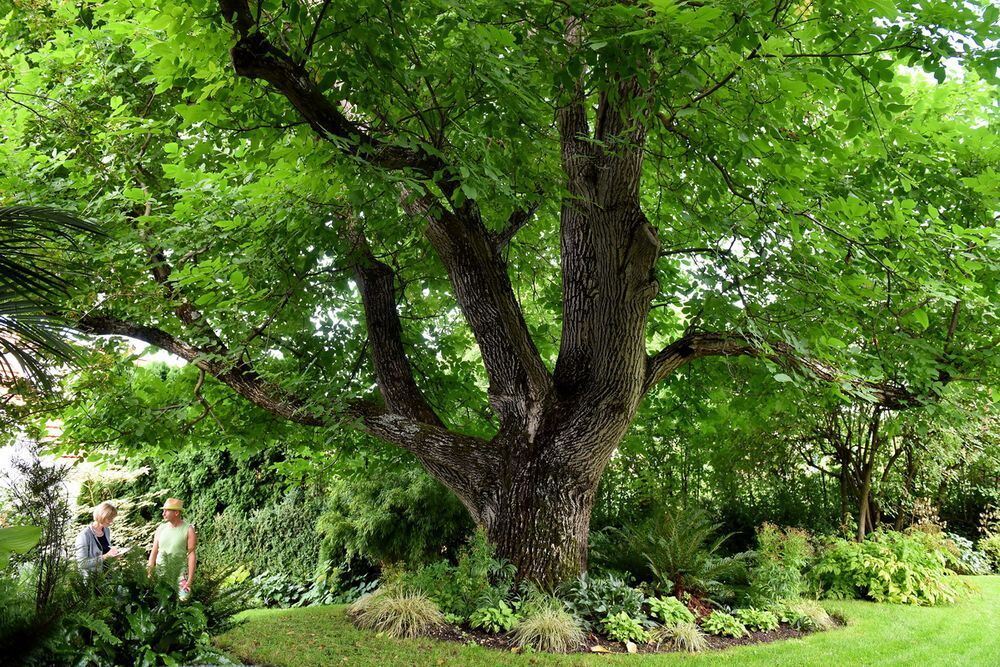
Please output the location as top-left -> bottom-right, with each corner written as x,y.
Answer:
647,595 -> 695,626
601,611 -> 651,644
558,575 -> 646,630
734,608 -> 780,632
469,600 -> 520,633
700,611 -> 748,638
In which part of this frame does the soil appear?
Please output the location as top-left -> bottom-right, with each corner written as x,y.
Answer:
425,619 -> 841,655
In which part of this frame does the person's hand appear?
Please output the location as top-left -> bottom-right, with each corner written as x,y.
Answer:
103,547 -> 122,559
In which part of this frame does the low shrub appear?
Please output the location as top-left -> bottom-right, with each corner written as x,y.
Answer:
348,587 -> 444,639
9,553 -> 250,666
646,595 -> 695,626
558,574 -> 645,630
778,600 -> 835,631
601,611 -> 651,644
733,607 -> 779,632
810,531 -> 960,605
512,607 -> 585,653
942,533 -> 992,575
749,523 -> 813,605
317,466 -> 473,568
403,531 -> 515,621
615,506 -> 744,600
980,533 -> 1000,570
250,571 -> 310,608
651,621 -> 708,653
700,611 -> 747,638
469,600 -> 520,633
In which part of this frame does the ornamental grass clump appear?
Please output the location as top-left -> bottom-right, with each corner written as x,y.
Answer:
348,586 -> 444,639
651,621 -> 709,653
779,600 -> 835,631
512,607 -> 585,653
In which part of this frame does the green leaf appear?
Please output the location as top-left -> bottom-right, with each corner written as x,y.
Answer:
774,373 -> 793,383
0,526 -> 42,567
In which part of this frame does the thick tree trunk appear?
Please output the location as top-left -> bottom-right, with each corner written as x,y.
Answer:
482,466 -> 598,584
467,401 -> 635,585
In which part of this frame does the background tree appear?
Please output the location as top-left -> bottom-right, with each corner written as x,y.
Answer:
1,0 -> 997,584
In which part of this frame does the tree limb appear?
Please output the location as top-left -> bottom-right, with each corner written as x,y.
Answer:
218,0 -> 448,182
645,331 -> 931,409
492,199 -> 541,251
75,312 -> 497,517
346,222 -> 444,427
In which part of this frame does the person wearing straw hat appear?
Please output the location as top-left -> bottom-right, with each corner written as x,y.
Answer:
147,497 -> 197,598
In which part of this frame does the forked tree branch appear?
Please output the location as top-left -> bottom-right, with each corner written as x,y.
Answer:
218,1 -> 552,429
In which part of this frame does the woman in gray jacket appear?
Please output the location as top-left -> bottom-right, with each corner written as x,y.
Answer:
75,501 -> 122,573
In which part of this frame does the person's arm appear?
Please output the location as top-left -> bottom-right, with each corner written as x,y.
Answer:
105,528 -> 120,558
147,532 -> 159,576
75,529 -> 99,571
186,525 -> 197,585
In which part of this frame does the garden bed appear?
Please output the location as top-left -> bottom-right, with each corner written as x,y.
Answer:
422,622 -> 818,654
216,579 -> 998,666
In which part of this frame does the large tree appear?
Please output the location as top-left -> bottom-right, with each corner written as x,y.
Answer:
1,0 -> 997,583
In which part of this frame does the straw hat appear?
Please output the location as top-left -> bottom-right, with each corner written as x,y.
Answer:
162,498 -> 184,512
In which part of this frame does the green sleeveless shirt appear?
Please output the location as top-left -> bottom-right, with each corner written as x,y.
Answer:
155,521 -> 191,566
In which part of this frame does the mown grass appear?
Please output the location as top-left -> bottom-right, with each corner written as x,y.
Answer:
215,576 -> 1000,666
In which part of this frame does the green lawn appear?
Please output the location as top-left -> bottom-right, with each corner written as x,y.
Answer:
216,576 -> 1000,666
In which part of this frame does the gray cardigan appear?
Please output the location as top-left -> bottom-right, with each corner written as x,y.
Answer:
75,525 -> 112,573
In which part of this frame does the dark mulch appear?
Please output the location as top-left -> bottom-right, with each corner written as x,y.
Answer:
426,620 -> 838,655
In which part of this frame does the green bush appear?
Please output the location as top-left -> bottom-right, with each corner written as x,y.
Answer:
558,574 -> 645,630
469,600 -> 520,633
749,523 -> 813,605
734,607 -> 779,632
403,531 -> 515,620
700,611 -> 747,638
980,533 -> 1000,570
600,611 -> 651,644
811,531 -> 960,605
512,607 -> 585,653
651,621 -> 708,652
205,488 -> 326,583
317,467 -> 472,569
348,586 -> 444,639
646,595 -> 695,626
3,552 -> 249,666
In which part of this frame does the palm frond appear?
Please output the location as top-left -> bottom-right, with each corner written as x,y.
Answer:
0,206 -> 101,390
